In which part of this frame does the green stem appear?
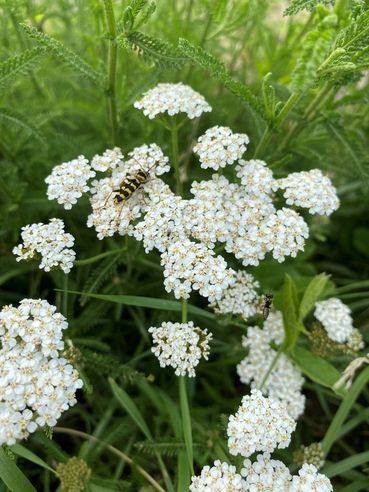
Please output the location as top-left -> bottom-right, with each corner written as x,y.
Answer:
179,299 -> 194,478
321,365 -> 369,457
103,0 -> 119,146
258,348 -> 283,390
53,427 -> 165,492
74,247 -> 127,266
171,125 -> 182,195
62,275 -> 68,317
253,92 -> 300,158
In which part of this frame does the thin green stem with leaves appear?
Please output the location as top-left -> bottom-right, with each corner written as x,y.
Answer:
258,347 -> 283,390
103,0 -> 119,146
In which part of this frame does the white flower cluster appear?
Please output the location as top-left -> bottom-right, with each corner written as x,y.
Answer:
0,299 -> 83,445
91,147 -> 124,172
189,461 -> 246,491
191,455 -> 332,492
193,126 -> 249,170
274,169 -> 339,216
148,321 -> 212,377
210,271 -> 261,320
185,173 -> 308,266
87,144 -> 170,240
134,82 -> 212,119
227,389 -> 296,458
45,155 -> 95,209
314,298 -> 354,343
13,219 -> 76,273
237,312 -> 305,420
161,239 -> 235,302
236,159 -> 275,196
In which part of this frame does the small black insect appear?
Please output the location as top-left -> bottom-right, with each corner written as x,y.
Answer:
262,292 -> 273,320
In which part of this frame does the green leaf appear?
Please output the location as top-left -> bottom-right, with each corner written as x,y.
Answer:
0,107 -> 46,146
11,444 -> 54,473
20,24 -> 104,86
299,273 -> 329,321
109,378 -> 152,440
323,451 -> 369,478
57,290 -> 215,320
178,38 -> 265,120
290,346 -> 343,394
284,0 -> 334,16
280,274 -> 300,351
0,48 -> 45,89
0,448 -> 36,492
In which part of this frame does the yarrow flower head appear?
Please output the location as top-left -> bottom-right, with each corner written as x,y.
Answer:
91,147 -> 123,172
193,126 -> 249,170
227,389 -> 296,458
134,83 -> 212,120
290,464 -> 333,491
13,219 -> 76,273
45,155 -> 95,209
274,169 -> 339,216
189,460 -> 246,491
240,453 -> 292,491
236,159 -> 275,196
314,298 -> 353,343
237,312 -> 305,420
210,271 -> 261,320
0,299 -> 83,445
149,321 -> 212,377
160,238 -> 235,302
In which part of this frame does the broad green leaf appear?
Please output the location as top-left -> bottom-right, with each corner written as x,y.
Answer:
299,273 -> 329,321
0,448 -> 36,492
290,346 -> 343,394
11,444 -> 54,473
57,290 -> 215,320
109,378 -> 152,440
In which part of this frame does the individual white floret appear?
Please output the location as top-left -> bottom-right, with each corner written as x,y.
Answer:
193,126 -> 249,170
237,313 -> 305,420
260,208 -> 309,262
289,464 -> 333,491
134,83 -> 212,120
160,239 -> 235,303
13,219 -> 76,273
0,299 -> 83,446
91,147 -> 124,172
274,169 -> 339,216
314,298 -> 353,343
149,321 -> 212,377
210,271 -> 261,320
190,460 -> 247,491
45,155 -> 95,209
236,159 -> 276,196
227,389 -> 296,458
240,453 -> 292,491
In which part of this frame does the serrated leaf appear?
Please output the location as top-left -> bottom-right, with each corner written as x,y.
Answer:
284,0 -> 334,16
0,48 -> 45,89
109,378 -> 152,440
299,273 -> 329,321
178,38 -> 265,120
0,107 -> 46,146
20,24 -> 104,86
0,448 -> 36,492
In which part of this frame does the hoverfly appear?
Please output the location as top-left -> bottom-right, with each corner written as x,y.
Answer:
261,292 -> 273,320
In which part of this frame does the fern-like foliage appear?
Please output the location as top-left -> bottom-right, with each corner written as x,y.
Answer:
178,38 -> 265,120
135,438 -> 200,457
80,348 -> 144,384
121,0 -> 156,34
318,9 -> 369,82
284,0 -> 334,16
292,24 -> 336,92
80,255 -> 121,306
20,24 -> 104,86
0,47 -> 45,90
0,107 -> 46,145
118,31 -> 187,70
